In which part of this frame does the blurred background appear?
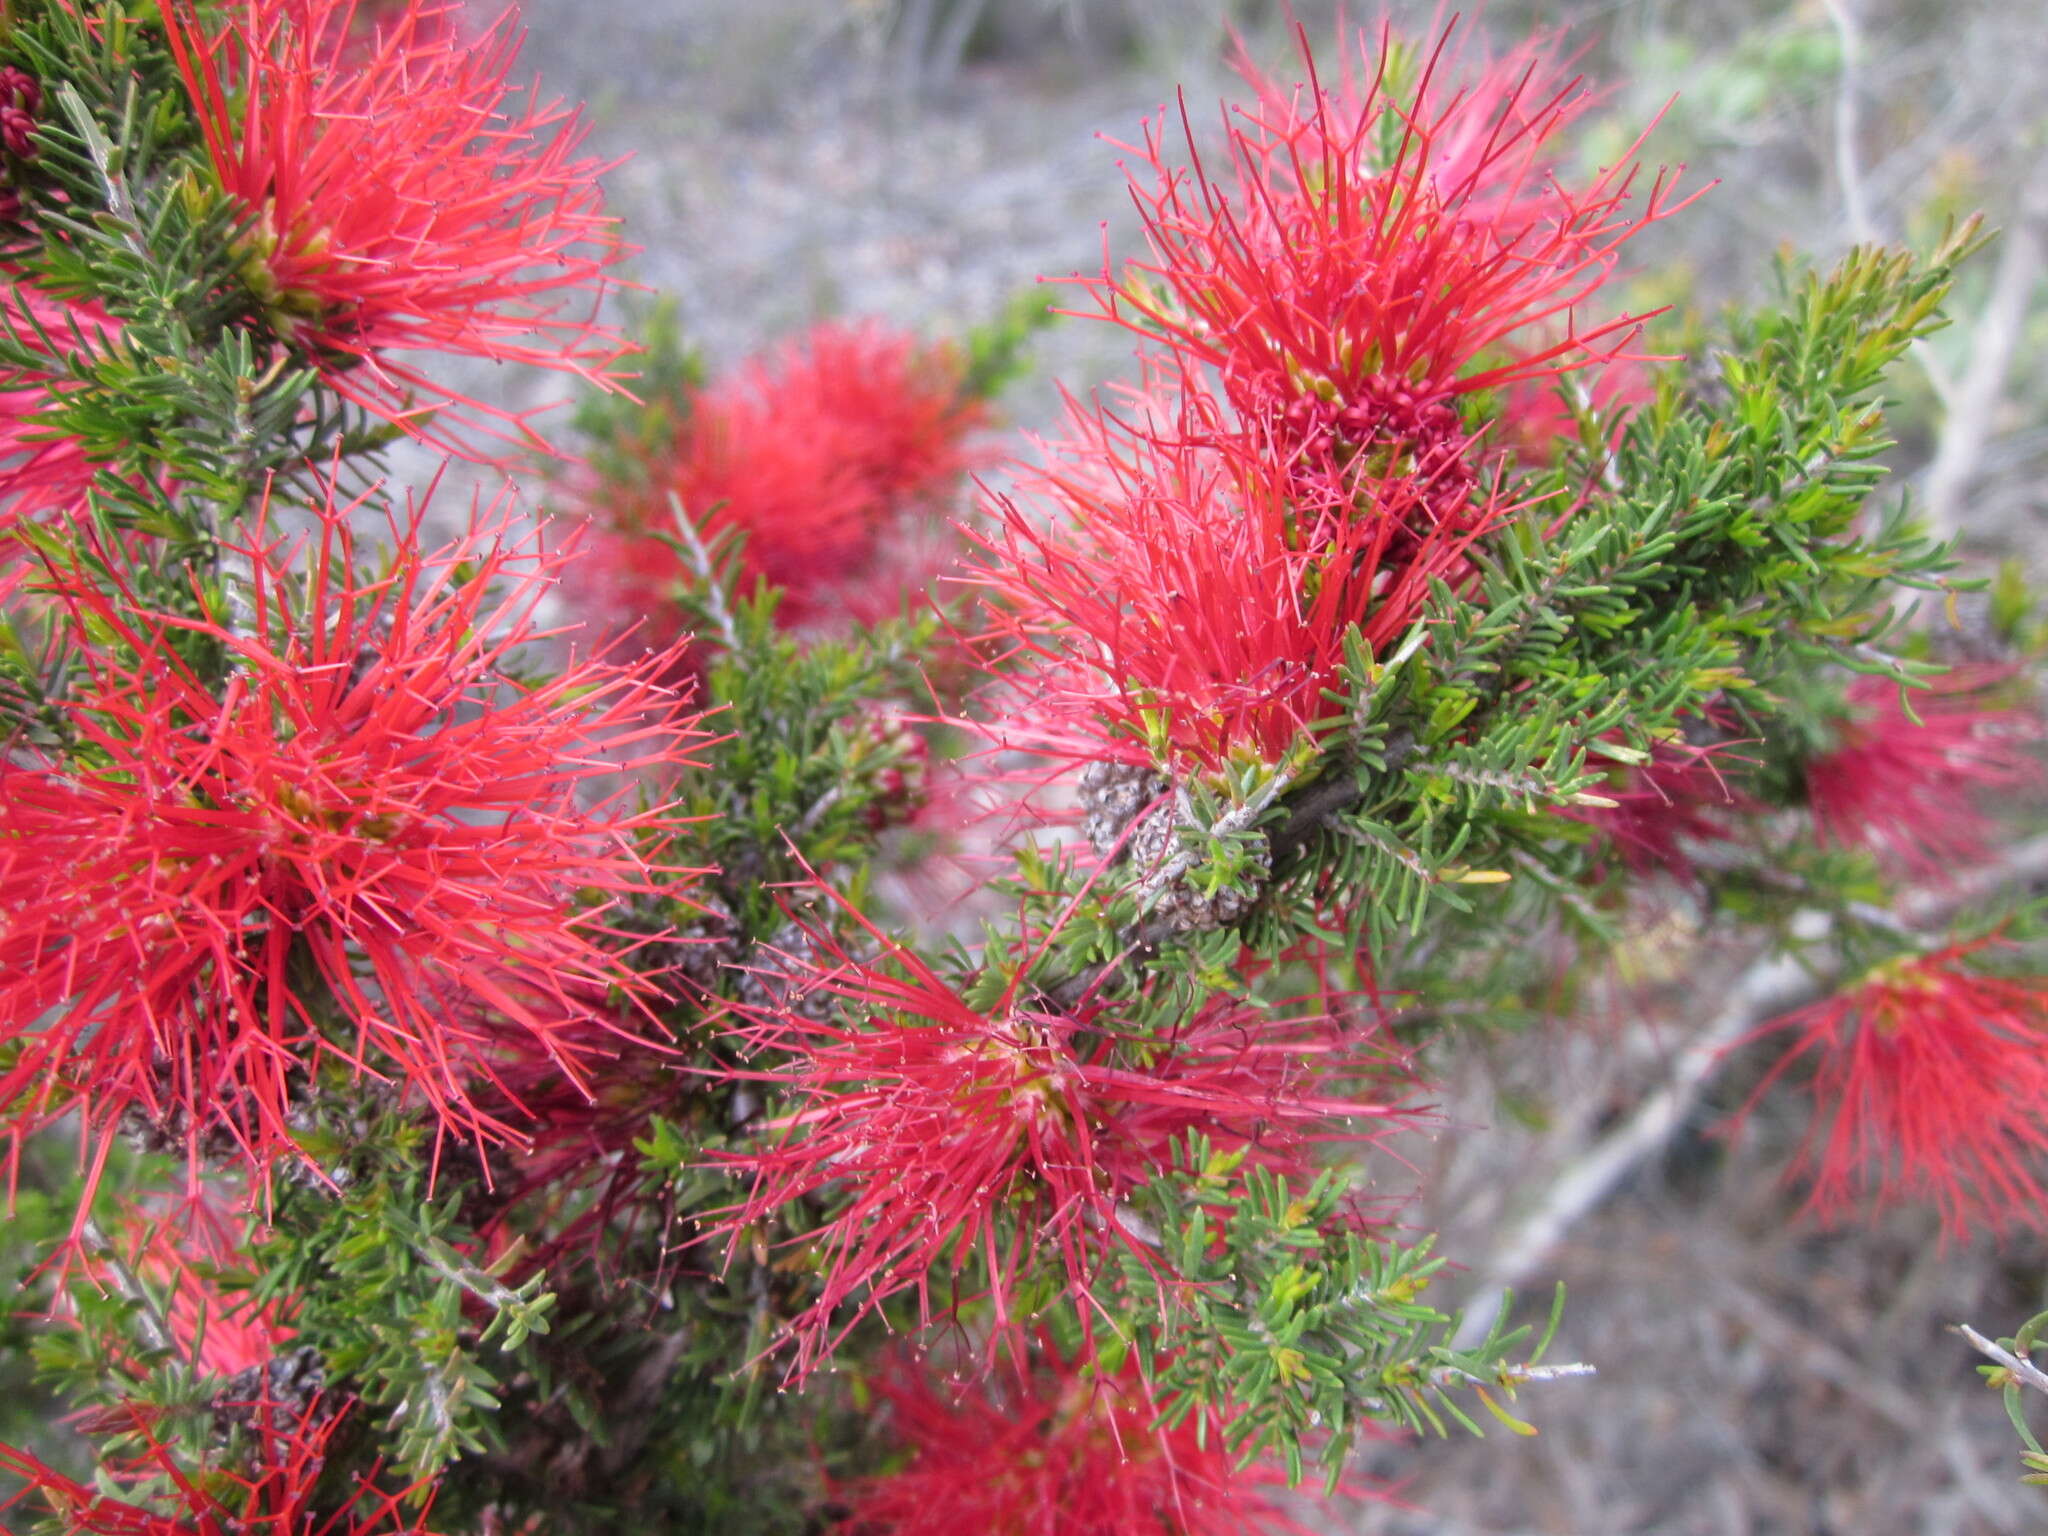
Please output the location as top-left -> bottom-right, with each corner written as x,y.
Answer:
477,0 -> 2047,1529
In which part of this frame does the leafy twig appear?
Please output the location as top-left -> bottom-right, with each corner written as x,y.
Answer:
669,491 -> 740,653
1958,1324 -> 2048,1397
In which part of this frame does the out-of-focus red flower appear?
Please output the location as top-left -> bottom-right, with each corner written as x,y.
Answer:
1734,940 -> 2048,1241
1081,20 -> 1696,507
1559,725 -> 1755,882
708,886 -> 1406,1379
968,390 -> 1496,773
837,1341 -> 1317,1536
1805,666 -> 2041,877
574,320 -> 986,636
63,1196 -> 292,1380
156,0 -> 627,460
1494,353 -> 1656,470
0,1399 -> 439,1536
0,477 -> 712,1212
0,285 -> 122,532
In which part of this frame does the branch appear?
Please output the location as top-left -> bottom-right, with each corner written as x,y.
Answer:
668,492 -> 741,653
77,1219 -> 172,1357
1957,1324 -> 2048,1397
1448,938 -> 1819,1350
1919,180 -> 2047,539
1821,0 -> 1875,245
1132,768 -> 1295,910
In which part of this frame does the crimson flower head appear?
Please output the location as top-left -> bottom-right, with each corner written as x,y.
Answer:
157,0 -> 628,460
0,476 -> 712,1210
1805,666 -> 2041,878
838,1341 -> 1315,1536
1734,940 -> 2048,1241
575,319 -> 986,635
969,392 -> 1494,773
709,885 -> 1405,1378
1084,20 -> 1694,507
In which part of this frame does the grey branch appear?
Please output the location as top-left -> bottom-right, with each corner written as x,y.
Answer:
1919,178 -> 2047,539
1957,1324 -> 2048,1397
1822,0 -> 1875,244
78,1218 -> 173,1357
668,491 -> 741,653
1449,940 -> 1821,1351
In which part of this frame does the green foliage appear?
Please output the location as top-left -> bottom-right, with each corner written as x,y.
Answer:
0,1158 -> 85,1504
955,283 -> 1059,401
254,1122 -> 557,1484
653,521 -> 947,941
1268,229 -> 1978,954
1105,1143 -> 1577,1488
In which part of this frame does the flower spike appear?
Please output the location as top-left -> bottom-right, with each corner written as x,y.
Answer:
707,874 -> 1410,1378
1736,939 -> 2048,1240
1805,666 -> 2042,878
571,319 -> 987,638
1085,18 -> 1699,483
157,0 -> 630,461
0,473 -> 715,1215
968,388 -> 1504,773
838,1340 -> 1326,1536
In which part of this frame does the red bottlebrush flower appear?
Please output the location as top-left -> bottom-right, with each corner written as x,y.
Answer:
156,0 -> 628,460
1734,940 -> 2048,1240
0,1400 -> 439,1536
709,886 -> 1406,1378
0,285 -> 122,531
752,320 -> 987,514
1082,21 -> 1695,501
0,478 -> 712,1211
837,1342 -> 1317,1536
574,320 -> 986,635
1805,666 -> 2041,878
968,391 -> 1496,773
